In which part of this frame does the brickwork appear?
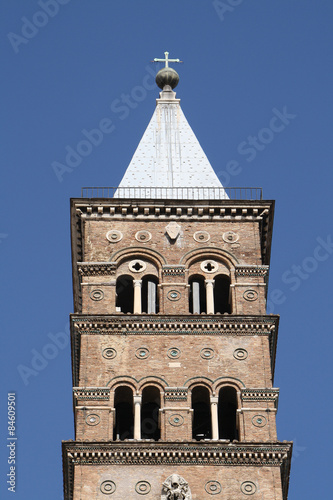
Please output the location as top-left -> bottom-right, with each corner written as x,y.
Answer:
62,198 -> 292,499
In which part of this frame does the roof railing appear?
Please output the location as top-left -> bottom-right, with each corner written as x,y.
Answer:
81,187 -> 263,200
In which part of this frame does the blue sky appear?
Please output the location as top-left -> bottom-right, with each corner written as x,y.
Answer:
1,1 -> 332,498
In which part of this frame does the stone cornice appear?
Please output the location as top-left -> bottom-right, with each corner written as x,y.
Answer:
62,440 -> 292,500
73,387 -> 110,401
241,388 -> 279,408
235,265 -> 269,277
77,262 -> 117,276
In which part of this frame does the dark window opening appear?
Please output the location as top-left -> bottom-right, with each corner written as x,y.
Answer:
116,275 -> 134,313
141,386 -> 160,440
218,386 -> 238,440
192,386 -> 211,440
142,276 -> 159,314
189,276 -> 206,314
113,386 -> 134,440
214,275 -> 231,314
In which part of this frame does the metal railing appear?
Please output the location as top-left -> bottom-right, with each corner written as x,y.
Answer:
81,187 -> 263,200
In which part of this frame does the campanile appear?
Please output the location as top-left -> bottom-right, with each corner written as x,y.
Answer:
63,54 -> 292,499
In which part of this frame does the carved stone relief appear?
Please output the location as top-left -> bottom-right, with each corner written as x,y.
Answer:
161,474 -> 191,500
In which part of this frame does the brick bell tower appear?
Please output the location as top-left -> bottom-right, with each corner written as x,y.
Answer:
62,53 -> 292,499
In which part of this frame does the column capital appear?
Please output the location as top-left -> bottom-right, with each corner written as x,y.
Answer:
134,395 -> 142,404
133,279 -> 143,287
205,279 -> 215,287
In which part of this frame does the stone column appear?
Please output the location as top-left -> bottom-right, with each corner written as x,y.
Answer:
134,395 -> 142,440
133,280 -> 142,314
210,396 -> 219,440
205,279 -> 215,314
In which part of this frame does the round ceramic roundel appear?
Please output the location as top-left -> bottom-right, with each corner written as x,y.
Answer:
240,481 -> 257,495
233,348 -> 248,361
167,347 -> 181,359
252,415 -> 267,427
135,347 -> 150,359
90,289 -> 104,301
102,348 -> 117,360
222,231 -> 239,243
167,290 -> 181,301
193,231 -> 210,243
135,481 -> 151,495
243,289 -> 258,301
168,414 -> 184,426
86,413 -> 100,426
106,230 -> 123,243
205,481 -> 222,495
100,480 -> 116,494
135,230 -> 152,242
200,348 -> 214,360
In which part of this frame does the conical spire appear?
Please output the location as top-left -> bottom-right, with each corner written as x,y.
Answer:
116,53 -> 228,199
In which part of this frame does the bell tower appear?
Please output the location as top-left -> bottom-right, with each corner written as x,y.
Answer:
62,54 -> 292,499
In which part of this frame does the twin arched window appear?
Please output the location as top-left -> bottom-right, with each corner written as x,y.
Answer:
192,385 -> 238,441
116,275 -> 159,314
113,385 -> 160,441
113,385 -> 238,442
189,274 -> 231,314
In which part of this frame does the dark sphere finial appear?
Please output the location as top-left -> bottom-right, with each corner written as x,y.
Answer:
155,67 -> 180,90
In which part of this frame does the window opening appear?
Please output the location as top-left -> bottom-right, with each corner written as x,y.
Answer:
214,275 -> 231,314
189,276 -> 206,314
116,275 -> 134,313
192,386 -> 211,440
141,386 -> 160,440
113,386 -> 134,440
218,386 -> 238,440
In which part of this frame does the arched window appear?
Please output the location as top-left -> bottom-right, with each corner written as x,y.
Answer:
116,275 -> 134,313
189,276 -> 206,314
142,276 -> 159,314
214,275 -> 231,314
218,386 -> 238,440
191,386 -> 211,440
113,386 -> 134,440
141,386 -> 160,440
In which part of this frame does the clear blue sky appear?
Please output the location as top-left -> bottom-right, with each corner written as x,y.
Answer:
1,1 -> 332,498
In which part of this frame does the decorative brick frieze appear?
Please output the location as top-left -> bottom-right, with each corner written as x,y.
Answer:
73,387 -> 110,401
164,387 -> 188,401
77,262 -> 117,276
241,389 -> 279,408
235,265 -> 269,277
162,265 -> 186,277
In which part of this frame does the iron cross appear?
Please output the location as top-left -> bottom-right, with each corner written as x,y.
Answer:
153,51 -> 182,68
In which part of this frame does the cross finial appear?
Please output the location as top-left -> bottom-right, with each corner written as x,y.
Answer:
153,51 -> 182,68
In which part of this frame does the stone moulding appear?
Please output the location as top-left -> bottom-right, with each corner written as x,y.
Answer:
77,262 -> 117,276
73,388 -> 110,401
235,265 -> 269,277
62,441 -> 292,500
